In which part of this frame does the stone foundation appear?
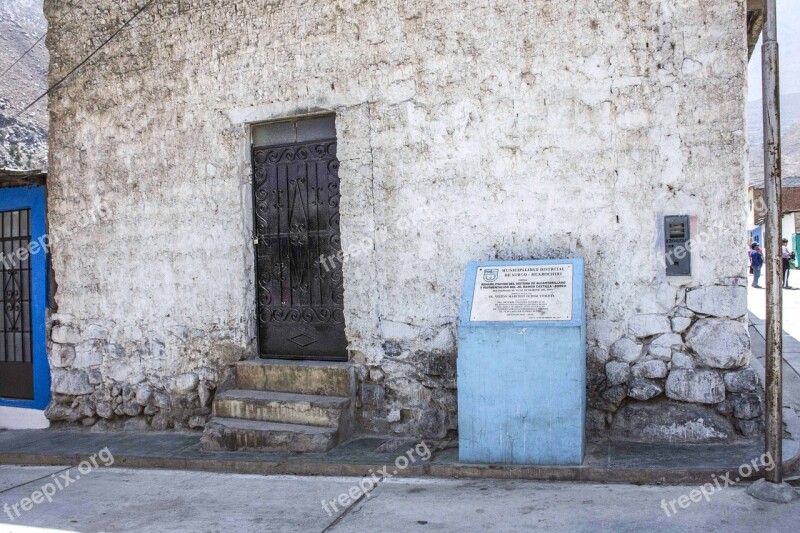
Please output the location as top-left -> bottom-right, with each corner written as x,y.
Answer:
353,343 -> 457,440
589,281 -> 763,441
45,315 -> 248,430
45,281 -> 760,442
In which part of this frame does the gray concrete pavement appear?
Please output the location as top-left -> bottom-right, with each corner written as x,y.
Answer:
0,465 -> 797,532
748,277 -> 800,432
339,476 -> 799,533
0,466 -> 359,532
0,465 -> 66,493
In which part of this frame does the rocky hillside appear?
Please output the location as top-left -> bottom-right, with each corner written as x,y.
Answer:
748,94 -> 800,184
0,0 -> 48,170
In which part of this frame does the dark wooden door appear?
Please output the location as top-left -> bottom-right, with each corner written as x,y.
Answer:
252,116 -> 347,361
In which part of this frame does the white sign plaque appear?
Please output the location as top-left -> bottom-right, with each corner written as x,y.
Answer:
470,264 -> 573,322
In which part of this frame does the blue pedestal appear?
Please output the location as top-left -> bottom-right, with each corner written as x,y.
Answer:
457,259 -> 585,465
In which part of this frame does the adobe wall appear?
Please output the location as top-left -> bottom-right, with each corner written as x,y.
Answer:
43,0 -> 753,438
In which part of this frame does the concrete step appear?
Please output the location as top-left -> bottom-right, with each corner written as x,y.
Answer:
235,359 -> 350,397
213,389 -> 348,427
201,417 -> 338,453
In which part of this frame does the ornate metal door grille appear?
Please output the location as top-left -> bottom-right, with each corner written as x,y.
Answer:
0,208 -> 34,399
252,116 -> 347,360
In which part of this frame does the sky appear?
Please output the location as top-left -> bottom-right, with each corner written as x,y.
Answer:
747,0 -> 800,100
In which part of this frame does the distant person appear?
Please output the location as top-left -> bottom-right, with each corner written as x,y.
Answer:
749,242 -> 763,288
782,238 -> 793,289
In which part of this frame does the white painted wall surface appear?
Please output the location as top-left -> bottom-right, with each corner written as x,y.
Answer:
43,0 -> 749,436
0,407 -> 49,430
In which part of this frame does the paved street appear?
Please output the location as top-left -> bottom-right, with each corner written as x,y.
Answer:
0,465 -> 797,532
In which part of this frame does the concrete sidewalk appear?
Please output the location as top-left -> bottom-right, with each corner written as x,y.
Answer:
0,465 -> 797,532
1,427 -> 795,485
747,280 -> 800,440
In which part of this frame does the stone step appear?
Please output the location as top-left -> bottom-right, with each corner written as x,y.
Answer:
213,389 -> 348,427
201,417 -> 338,453
235,359 -> 350,397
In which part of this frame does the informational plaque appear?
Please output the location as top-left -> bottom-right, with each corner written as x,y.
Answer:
458,259 -> 585,465
470,264 -> 573,322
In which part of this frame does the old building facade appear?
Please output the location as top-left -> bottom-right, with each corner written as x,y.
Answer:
28,0 -> 760,446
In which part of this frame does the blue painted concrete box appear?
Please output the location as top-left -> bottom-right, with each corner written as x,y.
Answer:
457,259 -> 585,465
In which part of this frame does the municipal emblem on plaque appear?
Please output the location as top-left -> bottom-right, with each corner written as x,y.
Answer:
483,269 -> 499,282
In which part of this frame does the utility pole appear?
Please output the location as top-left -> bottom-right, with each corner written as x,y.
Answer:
761,0 -> 782,485
747,0 -> 795,503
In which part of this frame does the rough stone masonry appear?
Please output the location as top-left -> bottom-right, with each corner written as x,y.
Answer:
43,0 -> 753,440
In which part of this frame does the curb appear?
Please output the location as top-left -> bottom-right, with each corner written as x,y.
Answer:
0,451 -> 774,486
748,348 -> 800,476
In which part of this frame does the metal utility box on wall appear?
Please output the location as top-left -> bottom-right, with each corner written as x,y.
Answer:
665,215 -> 691,276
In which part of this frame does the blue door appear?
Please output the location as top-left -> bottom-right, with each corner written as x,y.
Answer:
0,186 -> 49,410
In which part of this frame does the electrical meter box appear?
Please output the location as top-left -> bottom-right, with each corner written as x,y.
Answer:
665,215 -> 691,276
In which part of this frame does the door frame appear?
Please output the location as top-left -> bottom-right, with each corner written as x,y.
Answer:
0,185 -> 50,410
250,115 -> 348,362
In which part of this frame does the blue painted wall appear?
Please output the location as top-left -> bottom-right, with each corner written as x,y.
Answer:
750,226 -> 762,246
0,186 -> 50,410
457,259 -> 585,465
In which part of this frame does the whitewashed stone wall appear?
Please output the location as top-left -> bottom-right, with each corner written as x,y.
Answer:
44,0 -> 751,438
